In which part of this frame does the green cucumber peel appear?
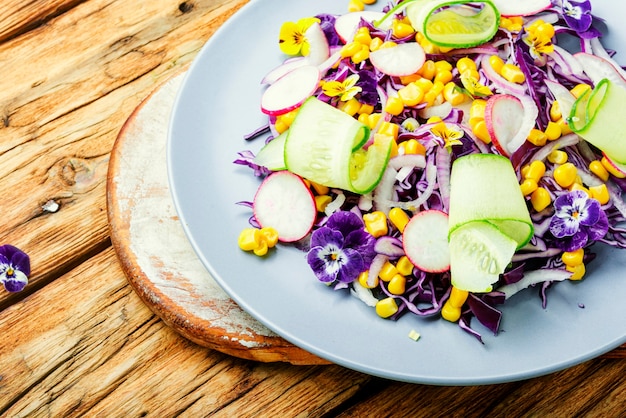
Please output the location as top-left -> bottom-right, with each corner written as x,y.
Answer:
568,78 -> 626,164
284,97 -> 392,194
406,0 -> 500,48
253,131 -> 288,171
448,153 -> 534,249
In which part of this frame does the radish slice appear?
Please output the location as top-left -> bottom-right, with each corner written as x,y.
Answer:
304,21 -> 330,66
402,210 -> 451,273
485,94 -> 537,156
574,52 -> 626,90
334,11 -> 388,43
490,0 -> 551,16
260,65 -> 321,116
253,171 -> 316,242
261,58 -> 308,85
369,42 -> 426,77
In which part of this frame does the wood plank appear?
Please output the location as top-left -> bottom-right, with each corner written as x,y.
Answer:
0,0 -> 85,43
0,248 -> 371,417
0,0 -> 248,307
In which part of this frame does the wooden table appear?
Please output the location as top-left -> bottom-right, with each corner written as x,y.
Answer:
1,0 -> 625,416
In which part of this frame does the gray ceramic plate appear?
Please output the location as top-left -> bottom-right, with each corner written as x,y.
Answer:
168,0 -> 626,385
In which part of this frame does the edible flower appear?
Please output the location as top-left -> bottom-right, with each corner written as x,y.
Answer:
430,121 -> 463,152
524,20 -> 555,59
561,0 -> 593,33
322,74 -> 362,101
279,17 -> 321,56
0,245 -> 30,293
307,211 -> 376,285
549,190 -> 608,252
459,73 -> 492,99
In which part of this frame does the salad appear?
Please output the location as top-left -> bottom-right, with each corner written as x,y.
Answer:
235,0 -> 626,342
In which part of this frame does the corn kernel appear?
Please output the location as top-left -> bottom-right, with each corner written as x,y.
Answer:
340,98 -> 361,116
589,160 -> 610,182
253,240 -> 269,256
570,83 -> 591,99
549,100 -> 562,121
488,55 -> 505,73
363,211 -> 389,237
358,103 -> 375,115
340,41 -> 362,58
385,96 -> 404,116
557,117 -> 572,135
434,69 -> 453,85
469,99 -> 487,126
520,178 -> 538,196
562,248 -> 584,267
443,82 -> 467,106
399,73 -> 422,84
396,255 -> 414,276
348,0 -> 365,12
566,263 -> 586,281
274,118 -> 289,134
369,36 -> 384,51
357,112 -> 370,125
351,46 -> 370,64
358,270 -> 378,288
501,63 -> 526,83
392,20 -> 415,38
377,122 -> 399,140
530,187 -> 551,212
527,128 -> 547,146
367,113 -> 382,129
547,150 -> 568,164
388,274 -> 407,295
525,160 -> 546,182
422,90 -> 441,107
456,57 -> 477,73
260,227 -> 278,247
238,228 -> 261,251
389,207 -> 410,232
414,77 -> 434,92
431,80 -> 445,95
554,162 -> 578,188
441,287 -> 469,322
376,297 -> 399,318
399,138 -> 426,155
589,184 -> 610,205
544,121 -> 562,141
314,195 -> 333,212
378,41 -> 398,50
426,116 -> 442,124
418,60 -> 436,80
379,261 -> 398,282
398,82 -> 424,107
434,60 -> 453,72
536,22 -> 555,39
362,0 -> 376,4
472,119 -> 491,144
601,156 -> 626,179
353,27 -> 372,45
569,182 -> 589,195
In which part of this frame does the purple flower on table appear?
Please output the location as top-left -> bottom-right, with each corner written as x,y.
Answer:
0,245 -> 30,293
549,190 -> 608,252
561,0 -> 593,33
307,211 -> 376,285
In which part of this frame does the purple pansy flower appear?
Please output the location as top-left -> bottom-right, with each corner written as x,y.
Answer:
0,245 -> 30,293
307,211 -> 377,284
562,0 -> 593,33
549,190 -> 608,251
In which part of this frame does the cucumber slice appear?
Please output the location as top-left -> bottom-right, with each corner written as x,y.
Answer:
448,154 -> 533,248
285,97 -> 392,194
569,78 -> 626,165
406,0 -> 500,48
253,131 -> 287,171
449,221 -> 517,292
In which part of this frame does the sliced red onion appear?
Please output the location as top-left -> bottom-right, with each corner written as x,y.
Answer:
350,282 -> 378,307
481,55 -> 528,96
511,248 -> 562,263
373,166 -> 399,214
418,101 -> 452,120
388,154 -> 427,171
435,147 -> 451,212
393,163 -> 437,211
375,236 -> 405,257
497,268 -> 571,299
367,253 -> 389,287
532,133 -> 579,162
545,79 -> 576,118
324,191 -> 346,216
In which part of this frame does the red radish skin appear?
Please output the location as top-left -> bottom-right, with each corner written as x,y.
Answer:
261,58 -> 308,85
603,153 -> 626,176
260,65 -> 321,116
402,210 -> 451,273
491,0 -> 551,16
574,52 -> 626,90
369,42 -> 426,77
253,171 -> 317,242
484,94 -> 537,157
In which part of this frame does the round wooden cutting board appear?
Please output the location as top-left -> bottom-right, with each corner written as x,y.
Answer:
106,72 -> 328,365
